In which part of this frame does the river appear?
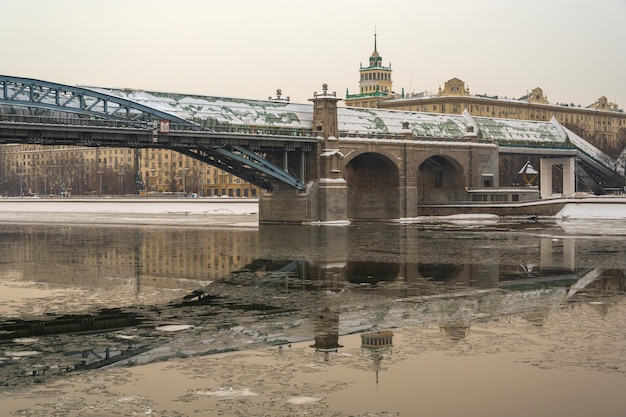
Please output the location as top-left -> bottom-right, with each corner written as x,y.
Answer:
0,205 -> 625,416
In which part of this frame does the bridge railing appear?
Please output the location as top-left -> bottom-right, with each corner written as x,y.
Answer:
170,122 -> 314,138
0,113 -> 150,129
340,130 -> 409,140
0,113 -> 314,138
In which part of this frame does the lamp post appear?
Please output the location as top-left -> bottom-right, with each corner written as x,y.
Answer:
18,172 -> 24,198
180,167 -> 189,195
98,170 -> 103,196
119,170 -> 125,196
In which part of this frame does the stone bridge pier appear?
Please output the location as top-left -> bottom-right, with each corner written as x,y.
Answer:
259,84 -> 500,225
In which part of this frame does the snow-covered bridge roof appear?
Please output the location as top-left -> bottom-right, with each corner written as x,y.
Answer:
82,87 -> 617,169
84,86 -> 313,129
84,86 -> 573,146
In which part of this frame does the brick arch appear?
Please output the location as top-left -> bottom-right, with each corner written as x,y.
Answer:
417,153 -> 466,204
344,151 -> 400,220
342,148 -> 402,171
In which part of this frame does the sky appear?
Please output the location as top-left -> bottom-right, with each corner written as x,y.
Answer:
2,0 -> 625,108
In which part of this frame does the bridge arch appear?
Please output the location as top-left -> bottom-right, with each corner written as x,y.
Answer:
417,154 -> 466,204
0,75 -> 192,125
344,151 -> 400,219
345,261 -> 400,284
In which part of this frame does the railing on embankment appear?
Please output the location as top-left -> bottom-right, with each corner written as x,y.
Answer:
418,195 -> 626,217
417,198 -> 569,217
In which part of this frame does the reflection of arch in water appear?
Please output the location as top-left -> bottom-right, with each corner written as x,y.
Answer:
417,263 -> 463,283
344,262 -> 400,284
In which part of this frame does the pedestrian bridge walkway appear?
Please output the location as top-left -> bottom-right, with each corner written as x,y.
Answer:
1,75 -> 624,222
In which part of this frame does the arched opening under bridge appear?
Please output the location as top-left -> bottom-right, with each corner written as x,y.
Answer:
345,152 -> 400,220
418,155 -> 465,204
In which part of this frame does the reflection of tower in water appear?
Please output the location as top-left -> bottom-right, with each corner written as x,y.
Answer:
310,306 -> 343,358
440,322 -> 470,341
361,330 -> 393,385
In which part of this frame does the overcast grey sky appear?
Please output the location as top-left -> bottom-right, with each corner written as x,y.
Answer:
2,0 -> 625,107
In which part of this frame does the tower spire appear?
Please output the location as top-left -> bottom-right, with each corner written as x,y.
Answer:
374,27 -> 377,53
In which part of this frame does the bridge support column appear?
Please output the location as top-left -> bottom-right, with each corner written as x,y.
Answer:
315,135 -> 348,222
259,84 -> 348,225
540,157 -> 575,199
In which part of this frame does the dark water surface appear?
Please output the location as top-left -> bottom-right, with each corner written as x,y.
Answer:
1,218 -> 625,416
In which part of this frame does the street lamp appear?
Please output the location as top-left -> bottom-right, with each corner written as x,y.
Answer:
18,172 -> 24,198
118,170 -> 125,195
98,170 -> 103,196
180,167 -> 189,195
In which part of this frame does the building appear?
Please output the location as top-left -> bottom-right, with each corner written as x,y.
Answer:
140,148 -> 260,197
345,32 -> 398,109
345,38 -> 626,156
0,144 -> 130,196
1,144 -> 261,197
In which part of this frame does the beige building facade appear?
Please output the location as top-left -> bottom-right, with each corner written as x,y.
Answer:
345,44 -> 626,155
0,144 -> 261,197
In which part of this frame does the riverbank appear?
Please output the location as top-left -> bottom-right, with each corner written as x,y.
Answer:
417,194 -> 626,218
0,197 -> 260,227
2,195 -> 626,225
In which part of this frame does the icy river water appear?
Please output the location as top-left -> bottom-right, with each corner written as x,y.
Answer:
0,201 -> 625,416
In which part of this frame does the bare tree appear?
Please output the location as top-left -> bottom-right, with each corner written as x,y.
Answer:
0,145 -> 7,195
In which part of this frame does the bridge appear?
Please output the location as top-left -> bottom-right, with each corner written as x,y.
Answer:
1,75 -> 623,224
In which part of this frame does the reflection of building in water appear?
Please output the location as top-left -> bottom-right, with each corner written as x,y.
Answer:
311,306 -> 343,353
361,330 -> 393,385
361,330 -> 393,349
139,228 -> 259,282
440,323 -> 470,341
1,226 -> 259,291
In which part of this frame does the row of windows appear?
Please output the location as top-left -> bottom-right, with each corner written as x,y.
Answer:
361,72 -> 391,81
360,85 -> 389,94
406,103 -> 625,130
143,171 -> 241,183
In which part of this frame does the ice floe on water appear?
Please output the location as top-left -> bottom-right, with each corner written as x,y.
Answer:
12,337 -> 39,344
287,396 -> 323,404
397,214 -> 500,224
556,201 -> 626,220
155,324 -> 194,332
4,350 -> 41,357
196,388 -> 258,398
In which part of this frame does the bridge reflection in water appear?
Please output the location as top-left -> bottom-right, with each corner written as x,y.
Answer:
0,220 -> 625,379
254,223 -> 602,293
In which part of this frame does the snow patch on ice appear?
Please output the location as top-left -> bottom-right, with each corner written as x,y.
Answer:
557,202 -> 626,220
155,324 -> 194,332
196,387 -> 258,398
12,338 -> 39,344
287,396 -> 323,404
398,214 -> 499,224
4,350 -> 41,357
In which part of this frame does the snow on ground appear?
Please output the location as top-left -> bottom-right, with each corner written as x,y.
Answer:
555,201 -> 626,219
1,196 -> 625,228
0,197 -> 258,214
0,197 -> 260,227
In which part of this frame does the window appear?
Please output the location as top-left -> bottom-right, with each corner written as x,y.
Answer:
490,194 -> 507,202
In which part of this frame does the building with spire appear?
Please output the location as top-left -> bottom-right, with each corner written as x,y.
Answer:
345,32 -> 397,108
345,39 -> 626,154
